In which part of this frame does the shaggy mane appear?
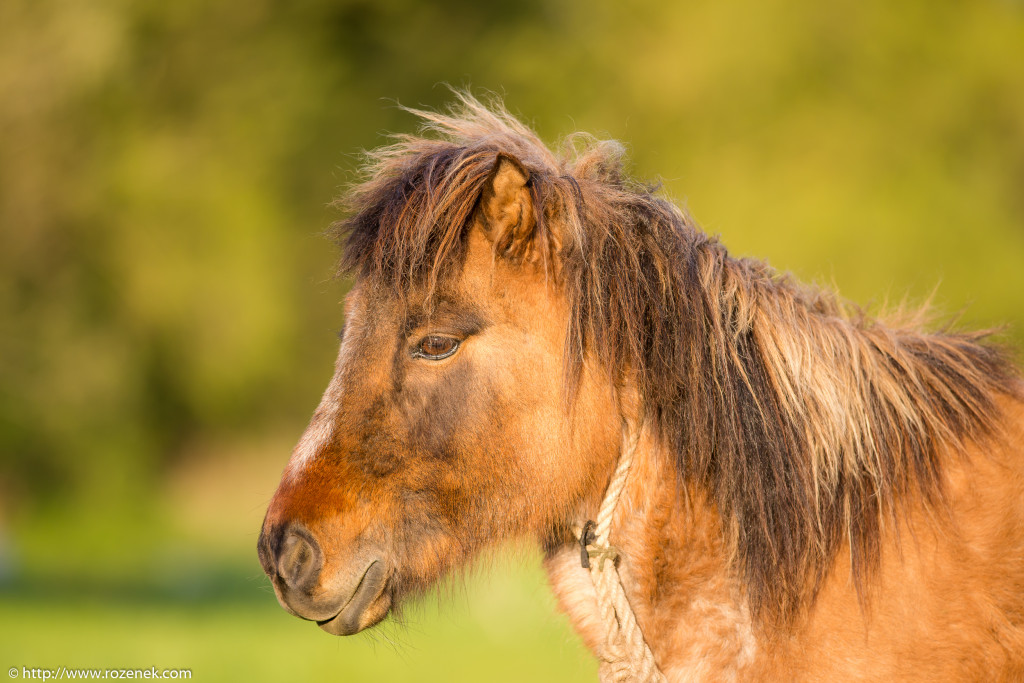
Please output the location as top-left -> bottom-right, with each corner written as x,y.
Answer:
333,93 -> 1021,622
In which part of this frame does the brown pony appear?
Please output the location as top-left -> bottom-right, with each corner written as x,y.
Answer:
258,94 -> 1024,680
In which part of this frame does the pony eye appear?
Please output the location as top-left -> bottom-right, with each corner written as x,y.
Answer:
413,335 -> 460,360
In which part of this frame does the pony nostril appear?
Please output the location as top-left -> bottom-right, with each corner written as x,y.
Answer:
276,526 -> 323,592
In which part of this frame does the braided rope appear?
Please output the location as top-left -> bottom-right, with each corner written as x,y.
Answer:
578,424 -> 667,683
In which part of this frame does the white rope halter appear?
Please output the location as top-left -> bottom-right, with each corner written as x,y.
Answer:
575,423 -> 667,682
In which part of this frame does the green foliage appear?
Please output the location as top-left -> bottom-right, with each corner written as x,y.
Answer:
3,0 -> 1023,507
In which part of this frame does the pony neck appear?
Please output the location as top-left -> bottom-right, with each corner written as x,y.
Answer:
545,424 -> 758,679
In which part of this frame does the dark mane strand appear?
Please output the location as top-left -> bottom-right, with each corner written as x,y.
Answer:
331,93 -> 1022,623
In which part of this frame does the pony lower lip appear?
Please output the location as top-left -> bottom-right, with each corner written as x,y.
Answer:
316,561 -> 390,635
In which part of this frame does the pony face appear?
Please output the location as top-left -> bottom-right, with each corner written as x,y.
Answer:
257,157 -> 619,635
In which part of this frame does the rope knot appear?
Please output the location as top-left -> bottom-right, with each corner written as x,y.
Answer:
589,545 -> 621,571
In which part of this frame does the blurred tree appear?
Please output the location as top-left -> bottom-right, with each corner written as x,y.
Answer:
1,0 -> 1022,511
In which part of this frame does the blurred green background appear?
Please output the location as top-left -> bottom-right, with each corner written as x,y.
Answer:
2,0 -> 1023,680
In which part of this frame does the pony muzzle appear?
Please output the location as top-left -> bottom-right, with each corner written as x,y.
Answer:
258,521 -> 392,634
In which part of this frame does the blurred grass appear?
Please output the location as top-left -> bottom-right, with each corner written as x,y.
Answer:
2,556 -> 596,683
2,0 -> 1023,680
2,601 -> 595,683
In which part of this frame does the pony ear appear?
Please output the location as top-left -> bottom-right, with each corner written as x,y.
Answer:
476,153 -> 536,251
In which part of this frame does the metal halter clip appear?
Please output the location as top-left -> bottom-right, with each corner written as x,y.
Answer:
579,519 -> 597,568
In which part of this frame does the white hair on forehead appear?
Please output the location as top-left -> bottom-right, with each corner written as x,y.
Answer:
286,293 -> 364,479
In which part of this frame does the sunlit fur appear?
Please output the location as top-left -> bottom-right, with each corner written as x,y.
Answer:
261,93 -> 1024,679
338,93 -> 1021,623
